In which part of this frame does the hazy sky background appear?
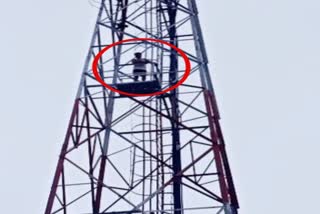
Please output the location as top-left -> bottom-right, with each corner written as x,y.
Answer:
1,0 -> 320,213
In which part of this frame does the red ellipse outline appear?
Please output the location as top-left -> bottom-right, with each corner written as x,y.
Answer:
92,38 -> 191,97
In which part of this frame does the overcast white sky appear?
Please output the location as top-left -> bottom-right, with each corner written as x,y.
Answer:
1,0 -> 320,213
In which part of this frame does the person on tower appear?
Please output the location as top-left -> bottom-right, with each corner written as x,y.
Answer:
131,52 -> 157,82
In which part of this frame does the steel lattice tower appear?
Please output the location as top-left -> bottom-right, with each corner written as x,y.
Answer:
45,0 -> 239,214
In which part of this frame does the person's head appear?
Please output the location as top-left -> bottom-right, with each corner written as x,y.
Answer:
134,52 -> 142,59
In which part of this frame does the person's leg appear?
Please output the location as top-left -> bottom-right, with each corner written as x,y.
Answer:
153,74 -> 158,81
133,70 -> 139,81
141,70 -> 146,81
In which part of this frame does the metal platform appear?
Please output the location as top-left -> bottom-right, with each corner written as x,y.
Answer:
116,80 -> 161,95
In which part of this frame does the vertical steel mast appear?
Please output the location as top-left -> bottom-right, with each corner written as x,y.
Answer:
44,0 -> 239,214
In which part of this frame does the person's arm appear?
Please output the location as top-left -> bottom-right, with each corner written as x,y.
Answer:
144,59 -> 158,65
144,59 -> 151,64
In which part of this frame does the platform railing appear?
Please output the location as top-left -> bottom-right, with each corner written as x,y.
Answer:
109,63 -> 161,84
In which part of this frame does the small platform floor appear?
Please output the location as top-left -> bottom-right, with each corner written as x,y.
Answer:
116,80 -> 161,95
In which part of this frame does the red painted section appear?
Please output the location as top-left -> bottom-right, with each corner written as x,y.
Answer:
203,90 -> 230,203
208,90 -> 239,208
94,155 -> 107,213
45,99 -> 80,214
